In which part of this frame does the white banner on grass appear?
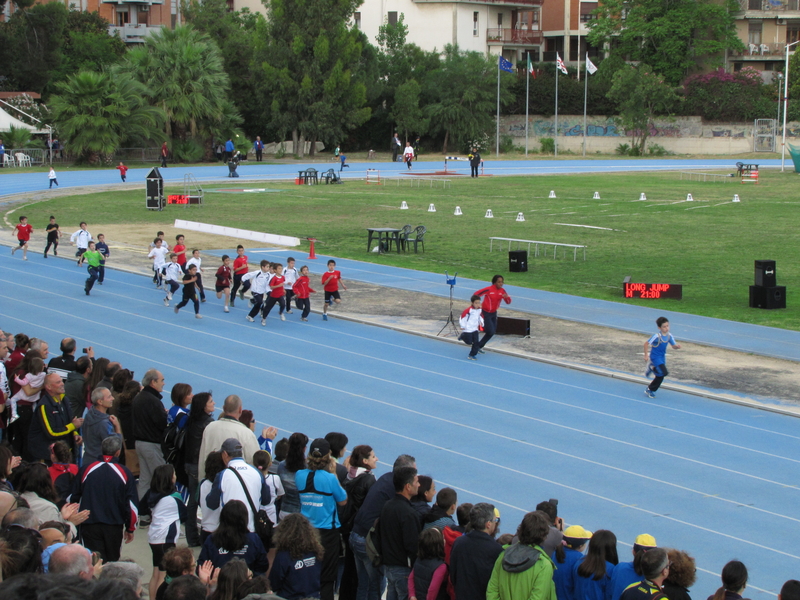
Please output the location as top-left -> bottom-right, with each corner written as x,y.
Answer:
174,219 -> 301,247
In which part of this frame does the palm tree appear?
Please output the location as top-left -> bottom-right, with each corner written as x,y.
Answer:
49,70 -> 164,164
120,25 -> 238,142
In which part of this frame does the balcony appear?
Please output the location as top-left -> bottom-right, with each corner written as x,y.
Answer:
415,0 -> 542,6
731,42 -> 794,58
487,28 -> 544,45
108,24 -> 163,43
737,0 -> 800,10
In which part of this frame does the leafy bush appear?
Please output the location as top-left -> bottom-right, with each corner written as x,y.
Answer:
682,67 -> 773,122
499,135 -> 515,153
615,143 -> 631,155
171,139 -> 204,163
647,143 -> 671,156
539,137 -> 555,154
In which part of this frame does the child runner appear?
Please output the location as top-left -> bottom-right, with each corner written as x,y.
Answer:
95,233 -> 110,285
458,295 -> 484,361
173,235 -> 188,273
163,253 -> 182,306
283,257 -> 299,314
215,255 -> 233,313
48,166 -> 59,188
174,264 -> 202,319
149,232 -> 169,251
186,249 -> 206,302
242,260 -> 272,323
261,263 -> 286,325
474,275 -> 511,352
116,162 -> 128,182
44,215 -> 60,258
292,266 -> 316,322
230,245 -> 250,307
79,241 -> 103,296
321,259 -> 347,321
11,215 -> 33,261
70,222 -> 92,265
148,238 -> 169,289
644,316 -> 681,398
403,141 -> 414,170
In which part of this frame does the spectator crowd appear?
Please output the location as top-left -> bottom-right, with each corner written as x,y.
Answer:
0,325 -> 796,600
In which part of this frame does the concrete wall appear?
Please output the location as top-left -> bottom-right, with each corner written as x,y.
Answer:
500,115 -> 800,154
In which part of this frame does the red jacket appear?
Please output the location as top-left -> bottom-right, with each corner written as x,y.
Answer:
292,276 -> 316,299
269,275 -> 286,297
475,285 -> 511,313
233,255 -> 249,275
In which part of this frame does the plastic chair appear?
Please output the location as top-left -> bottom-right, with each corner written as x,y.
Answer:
2,153 -> 15,168
749,43 -> 758,55
399,224 -> 413,251
407,225 -> 426,253
322,169 -> 340,184
760,44 -> 770,55
16,153 -> 32,167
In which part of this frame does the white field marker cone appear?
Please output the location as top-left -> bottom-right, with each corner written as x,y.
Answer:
400,201 -> 408,209
640,193 -> 647,201
485,209 -> 494,218
454,206 -> 462,215
686,193 -> 694,202
549,190 -> 556,198
516,212 -> 525,222
428,203 -> 436,212
732,194 -> 740,203
593,191 -> 600,199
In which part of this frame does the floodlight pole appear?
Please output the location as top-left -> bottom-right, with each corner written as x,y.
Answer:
781,40 -> 800,172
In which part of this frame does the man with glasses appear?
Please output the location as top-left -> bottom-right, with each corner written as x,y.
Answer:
132,369 -> 168,512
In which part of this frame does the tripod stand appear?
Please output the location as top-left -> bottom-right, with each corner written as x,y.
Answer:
438,271 -> 460,337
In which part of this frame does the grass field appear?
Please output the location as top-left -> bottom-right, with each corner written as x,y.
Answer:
11,169 -> 800,330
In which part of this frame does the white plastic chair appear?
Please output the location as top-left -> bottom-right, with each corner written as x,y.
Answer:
15,153 -> 31,167
760,44 -> 770,55
2,153 -> 15,168
749,43 -> 758,55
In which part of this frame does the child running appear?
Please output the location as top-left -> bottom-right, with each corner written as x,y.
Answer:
148,238 -> 169,289
644,316 -> 681,398
95,233 -> 110,285
403,141 -> 415,170
79,241 -> 103,296
458,295 -> 484,361
163,253 -> 182,307
292,266 -> 316,322
321,259 -> 347,321
44,215 -> 60,258
242,260 -> 273,323
173,235 -> 187,273
215,254 -> 233,313
11,215 -> 33,261
174,264 -> 202,319
70,222 -> 92,265
261,262 -> 286,325
283,257 -> 299,314
116,161 -> 128,182
230,245 -> 250,307
186,249 -> 206,302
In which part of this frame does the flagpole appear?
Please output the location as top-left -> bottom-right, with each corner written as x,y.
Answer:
583,56 -> 588,157
555,63 -> 559,157
496,56 -> 501,157
525,59 -> 530,156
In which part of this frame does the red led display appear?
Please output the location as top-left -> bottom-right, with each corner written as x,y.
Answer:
624,283 -> 683,300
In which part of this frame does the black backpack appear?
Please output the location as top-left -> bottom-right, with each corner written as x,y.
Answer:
162,419 -> 187,466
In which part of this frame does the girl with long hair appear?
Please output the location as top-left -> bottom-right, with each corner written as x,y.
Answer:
708,561 -> 749,600
210,558 -> 252,600
269,513 -> 324,600
409,527 -> 449,600
277,432 -> 308,520
184,392 -> 215,547
199,500 -> 268,575
410,475 -> 435,516
146,464 -> 186,600
573,529 -> 619,600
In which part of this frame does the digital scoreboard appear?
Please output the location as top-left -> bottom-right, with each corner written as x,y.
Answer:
623,283 -> 682,300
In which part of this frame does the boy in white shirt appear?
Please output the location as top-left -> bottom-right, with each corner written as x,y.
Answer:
147,238 -> 169,288
458,295 -> 484,361
185,249 -> 206,302
163,253 -> 182,306
242,260 -> 273,323
70,222 -> 92,265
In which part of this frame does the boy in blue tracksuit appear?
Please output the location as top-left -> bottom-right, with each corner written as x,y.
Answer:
458,295 -> 484,361
95,233 -> 110,285
644,317 -> 681,398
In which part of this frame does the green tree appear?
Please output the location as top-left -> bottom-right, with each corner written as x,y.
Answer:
49,70 -> 164,164
260,0 -> 373,157
607,64 -> 680,154
587,0 -> 745,86
423,45 -> 512,154
120,25 -> 240,143
391,79 -> 429,141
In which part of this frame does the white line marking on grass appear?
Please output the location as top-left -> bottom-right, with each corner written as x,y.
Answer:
553,223 -> 615,230
686,205 -> 712,210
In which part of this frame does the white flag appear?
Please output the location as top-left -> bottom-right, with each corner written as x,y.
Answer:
586,54 -> 598,75
556,53 -> 569,75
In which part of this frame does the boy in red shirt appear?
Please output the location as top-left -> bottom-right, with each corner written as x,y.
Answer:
321,259 -> 347,321
261,262 -> 287,325
230,245 -> 250,307
173,234 -> 188,272
292,265 -> 316,321
215,254 -> 233,313
474,274 -> 511,352
11,215 -> 33,261
116,162 -> 128,182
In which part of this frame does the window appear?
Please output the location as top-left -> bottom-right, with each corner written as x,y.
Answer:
788,25 -> 800,45
749,21 -> 762,46
388,11 -> 397,26
474,11 -> 479,36
748,0 -> 761,9
497,13 -> 503,27
116,6 -> 129,26
354,11 -> 361,29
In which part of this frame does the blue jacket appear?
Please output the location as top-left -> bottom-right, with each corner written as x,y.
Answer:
573,559 -> 616,600
269,550 -> 321,600
225,140 -> 235,152
69,456 -> 139,531
198,531 -> 269,574
81,407 -> 119,464
552,547 -> 584,600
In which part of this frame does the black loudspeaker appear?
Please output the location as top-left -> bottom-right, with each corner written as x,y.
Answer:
754,260 -> 776,287
749,286 -> 786,309
496,316 -> 531,336
509,250 -> 528,272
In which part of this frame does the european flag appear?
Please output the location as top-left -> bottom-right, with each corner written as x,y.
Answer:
498,56 -> 514,73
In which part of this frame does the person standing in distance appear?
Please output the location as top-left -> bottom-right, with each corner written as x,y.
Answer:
475,275 -> 511,352
469,147 -> 482,178
391,132 -> 402,162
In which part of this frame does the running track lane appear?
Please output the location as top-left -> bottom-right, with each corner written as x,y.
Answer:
0,252 -> 797,596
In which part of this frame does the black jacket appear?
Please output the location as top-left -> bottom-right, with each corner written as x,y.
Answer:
132,386 -> 167,444
340,470 -> 376,534
27,391 -> 77,462
352,471 -> 394,537
184,413 -> 213,465
379,494 -> 422,568
450,529 -> 503,600
64,371 -> 87,420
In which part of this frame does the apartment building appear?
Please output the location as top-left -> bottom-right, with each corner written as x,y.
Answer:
729,0 -> 800,74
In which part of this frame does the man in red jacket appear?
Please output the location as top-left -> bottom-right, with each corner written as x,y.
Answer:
474,275 -> 511,352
